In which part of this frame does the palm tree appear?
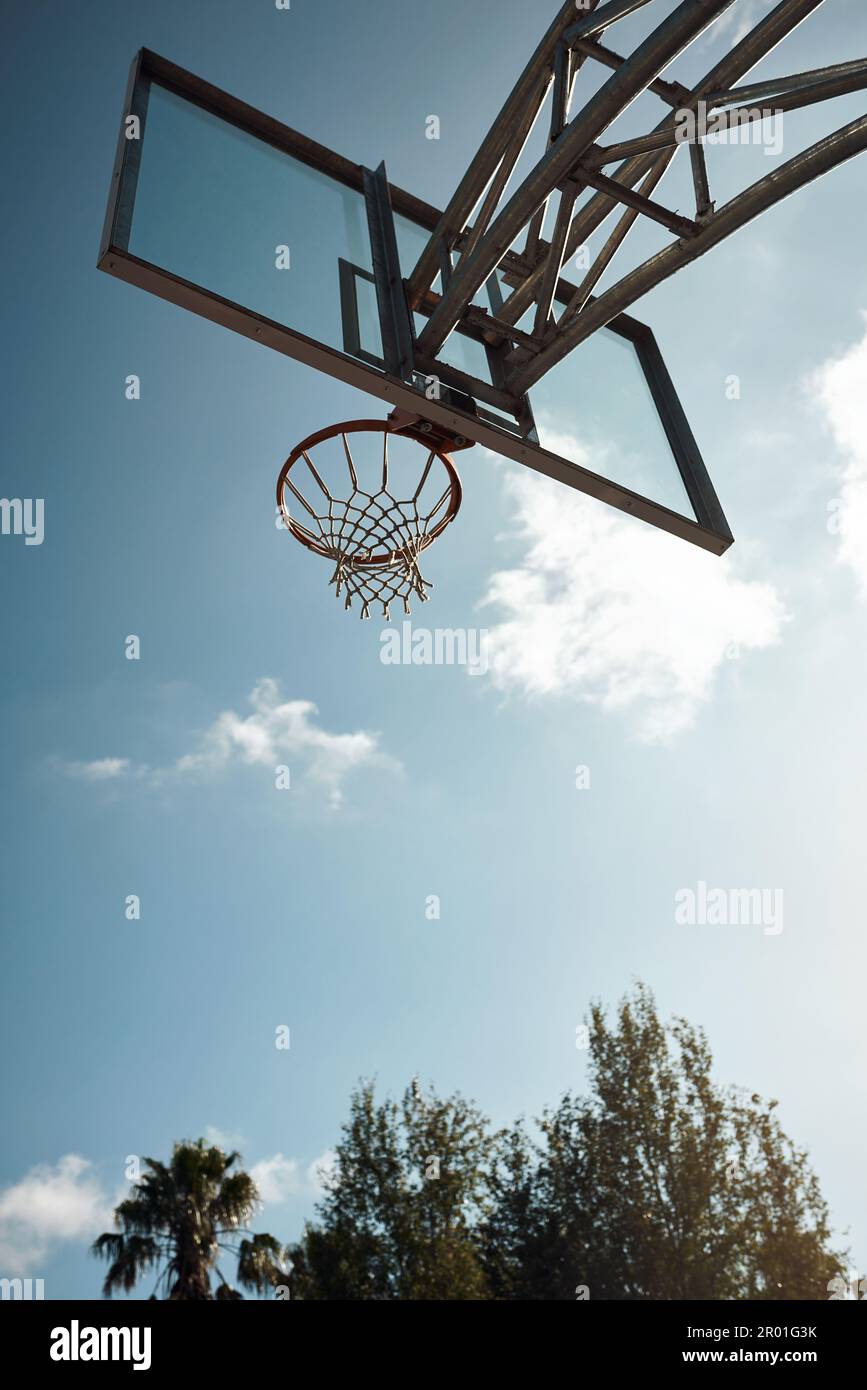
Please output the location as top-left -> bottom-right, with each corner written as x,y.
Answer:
93,1139 -> 287,1299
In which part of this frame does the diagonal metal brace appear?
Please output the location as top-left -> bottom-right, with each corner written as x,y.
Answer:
363,162 -> 415,380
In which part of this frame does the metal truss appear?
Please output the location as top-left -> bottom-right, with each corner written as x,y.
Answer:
406,0 -> 867,403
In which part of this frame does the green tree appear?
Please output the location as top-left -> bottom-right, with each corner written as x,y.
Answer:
289,1080 -> 497,1299
93,1139 -> 286,1299
483,984 -> 844,1300
291,987 -> 843,1300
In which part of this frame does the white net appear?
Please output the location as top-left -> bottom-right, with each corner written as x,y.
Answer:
277,422 -> 461,620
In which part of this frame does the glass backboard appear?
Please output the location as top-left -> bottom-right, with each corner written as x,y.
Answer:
99,50 -> 732,556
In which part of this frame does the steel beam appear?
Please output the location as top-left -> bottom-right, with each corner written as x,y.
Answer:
415,0 -> 736,357
459,90 -> 546,263
706,57 -> 867,107
574,166 -> 699,237
551,38 -> 574,140
554,155 -> 674,328
510,113 -> 867,394
564,0 -> 657,44
587,63 -> 867,166
524,35 -> 579,265
533,179 -> 580,335
495,0 -> 826,328
363,163 -> 415,380
404,0 -> 598,308
689,141 -> 713,218
570,36 -> 691,106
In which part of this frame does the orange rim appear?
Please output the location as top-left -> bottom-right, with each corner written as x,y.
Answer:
276,419 -> 462,567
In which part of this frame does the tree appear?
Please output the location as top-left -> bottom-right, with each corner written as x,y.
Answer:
290,986 -> 844,1300
93,1139 -> 287,1300
483,984 -> 844,1300
289,1080 -> 497,1299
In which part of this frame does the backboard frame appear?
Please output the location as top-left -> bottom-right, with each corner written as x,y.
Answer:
98,48 -> 733,556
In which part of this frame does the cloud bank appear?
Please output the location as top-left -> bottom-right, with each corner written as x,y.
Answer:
0,1155 -> 113,1277
63,679 -> 399,808
250,1150 -> 337,1205
810,314 -> 867,599
64,757 -> 130,782
479,432 -> 786,741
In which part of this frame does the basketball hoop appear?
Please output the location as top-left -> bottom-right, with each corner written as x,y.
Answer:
276,416 -> 465,620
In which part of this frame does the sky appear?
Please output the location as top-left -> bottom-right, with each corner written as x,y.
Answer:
2,0 -> 867,1298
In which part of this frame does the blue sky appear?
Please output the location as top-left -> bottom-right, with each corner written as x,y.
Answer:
2,0 -> 867,1297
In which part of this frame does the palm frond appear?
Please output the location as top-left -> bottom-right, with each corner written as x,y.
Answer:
93,1233 -> 161,1297
236,1233 -> 287,1294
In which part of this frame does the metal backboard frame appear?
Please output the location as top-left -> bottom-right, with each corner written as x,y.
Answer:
98,48 -> 733,555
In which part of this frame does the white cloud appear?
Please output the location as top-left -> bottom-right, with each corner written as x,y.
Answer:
705,0 -> 774,49
0,1143 -> 338,1275
168,679 -> 395,806
64,757 -> 130,782
478,434 -> 786,741
0,1155 -> 113,1277
204,1126 -> 247,1151
250,1154 -> 302,1204
250,1150 -> 336,1205
63,679 -> 399,809
308,1149 -> 338,1194
809,314 -> 867,599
